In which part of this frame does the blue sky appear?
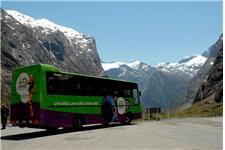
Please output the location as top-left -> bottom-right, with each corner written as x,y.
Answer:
2,1 -> 222,65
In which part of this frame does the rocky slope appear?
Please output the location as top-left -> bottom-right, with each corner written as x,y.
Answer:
193,47 -> 223,103
142,70 -> 190,108
1,9 -> 105,104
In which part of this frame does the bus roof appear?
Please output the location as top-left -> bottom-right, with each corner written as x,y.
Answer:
14,64 -> 137,84
13,64 -> 60,72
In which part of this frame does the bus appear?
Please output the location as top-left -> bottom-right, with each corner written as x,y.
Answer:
10,64 -> 142,129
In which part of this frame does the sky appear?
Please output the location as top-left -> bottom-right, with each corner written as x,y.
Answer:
2,1 -> 223,65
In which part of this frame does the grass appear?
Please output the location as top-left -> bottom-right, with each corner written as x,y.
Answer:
162,100 -> 223,119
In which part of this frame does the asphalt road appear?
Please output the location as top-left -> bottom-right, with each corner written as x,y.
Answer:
1,117 -> 222,150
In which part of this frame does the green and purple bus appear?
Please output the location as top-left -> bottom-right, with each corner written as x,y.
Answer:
10,64 -> 142,129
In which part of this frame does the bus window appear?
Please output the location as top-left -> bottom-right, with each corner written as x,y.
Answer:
47,72 -> 77,95
133,89 -> 139,104
46,71 -> 139,99
124,89 -> 132,97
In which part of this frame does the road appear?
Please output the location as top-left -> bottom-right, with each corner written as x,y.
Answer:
1,117 -> 222,150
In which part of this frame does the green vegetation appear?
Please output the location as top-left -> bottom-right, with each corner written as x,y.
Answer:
162,100 -> 223,119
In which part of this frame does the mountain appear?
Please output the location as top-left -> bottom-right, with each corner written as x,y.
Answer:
143,55 -> 207,108
202,34 -> 223,58
1,9 -> 105,104
102,61 -> 153,92
171,34 -> 223,108
103,55 -> 207,109
2,9 -> 104,75
102,61 -> 151,72
103,34 -> 222,110
193,47 -> 223,103
142,70 -> 190,108
168,47 -> 223,117
156,55 -> 207,78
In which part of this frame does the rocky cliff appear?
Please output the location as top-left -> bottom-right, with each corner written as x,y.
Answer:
193,47 -> 223,103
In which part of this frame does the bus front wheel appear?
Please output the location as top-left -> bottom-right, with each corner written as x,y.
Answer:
73,117 -> 82,129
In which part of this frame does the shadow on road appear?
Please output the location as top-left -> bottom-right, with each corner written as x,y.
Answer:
1,123 -> 135,141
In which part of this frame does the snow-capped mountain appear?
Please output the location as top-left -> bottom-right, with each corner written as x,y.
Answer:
103,34 -> 221,109
171,34 -> 223,108
6,10 -> 80,35
155,55 -> 207,77
103,54 -> 207,80
102,61 -> 153,93
1,8 -> 104,104
102,61 -> 151,72
146,55 -> 208,108
103,59 -> 191,108
5,10 -> 94,51
2,8 -> 104,75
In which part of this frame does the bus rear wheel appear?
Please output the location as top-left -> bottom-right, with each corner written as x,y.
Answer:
122,113 -> 132,125
73,118 -> 82,129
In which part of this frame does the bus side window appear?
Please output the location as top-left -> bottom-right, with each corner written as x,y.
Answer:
124,89 -> 132,97
133,89 -> 139,104
87,85 -> 94,95
47,75 -> 56,94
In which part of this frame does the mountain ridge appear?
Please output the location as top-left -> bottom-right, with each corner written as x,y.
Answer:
103,54 -> 207,78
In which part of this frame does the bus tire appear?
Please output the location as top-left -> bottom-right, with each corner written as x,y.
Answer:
73,117 -> 83,129
122,113 -> 133,125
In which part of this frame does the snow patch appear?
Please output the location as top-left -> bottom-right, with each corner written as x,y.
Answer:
87,49 -> 92,52
102,61 -> 150,71
6,10 -> 84,46
7,24 -> 15,30
5,15 -> 12,20
126,61 -> 141,69
102,62 -> 126,71
185,55 -> 207,66
155,55 -> 207,77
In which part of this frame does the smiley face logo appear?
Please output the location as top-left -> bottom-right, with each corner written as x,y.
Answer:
16,73 -> 29,103
117,97 -> 126,114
